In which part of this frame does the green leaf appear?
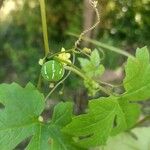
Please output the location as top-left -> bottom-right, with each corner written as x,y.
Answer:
48,125 -> 83,150
26,125 -> 51,150
27,102 -> 82,150
47,102 -> 84,150
78,49 -> 105,96
0,83 -> 45,150
63,97 -> 126,148
94,65 -> 105,77
78,57 -> 90,69
104,127 -> 150,150
90,49 -> 100,66
51,102 -> 73,128
123,46 -> 150,101
0,83 -> 84,150
78,49 -> 105,78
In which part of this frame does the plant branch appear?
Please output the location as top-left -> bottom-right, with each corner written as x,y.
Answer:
64,66 -> 85,79
64,66 -> 113,96
39,0 -> 50,55
37,0 -> 50,89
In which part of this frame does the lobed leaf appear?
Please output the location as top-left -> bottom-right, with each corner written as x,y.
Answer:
0,83 -> 45,150
123,46 -> 150,101
78,49 -> 105,78
63,97 -> 127,148
0,83 -> 80,150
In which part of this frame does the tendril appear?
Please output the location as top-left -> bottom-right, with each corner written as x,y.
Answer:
74,0 -> 100,49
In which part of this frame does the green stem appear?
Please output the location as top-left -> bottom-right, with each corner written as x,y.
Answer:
37,74 -> 42,90
37,0 -> 50,89
39,0 -> 50,55
64,66 -> 85,79
68,32 -> 135,59
54,56 -> 86,77
45,71 -> 70,101
62,64 -> 113,96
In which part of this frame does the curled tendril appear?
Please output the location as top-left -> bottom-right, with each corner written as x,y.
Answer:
74,0 -> 100,49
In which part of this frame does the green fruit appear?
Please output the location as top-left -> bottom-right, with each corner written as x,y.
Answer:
41,60 -> 64,81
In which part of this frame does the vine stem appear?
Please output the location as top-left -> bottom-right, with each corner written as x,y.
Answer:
37,0 -> 50,89
39,0 -> 50,55
64,66 -> 113,96
64,66 -> 85,79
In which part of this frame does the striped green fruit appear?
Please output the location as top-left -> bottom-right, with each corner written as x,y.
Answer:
41,60 -> 64,81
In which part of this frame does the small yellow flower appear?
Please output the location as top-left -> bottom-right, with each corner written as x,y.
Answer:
83,47 -> 92,54
58,47 -> 71,65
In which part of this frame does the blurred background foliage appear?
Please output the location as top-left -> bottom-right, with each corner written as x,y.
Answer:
0,0 -> 150,87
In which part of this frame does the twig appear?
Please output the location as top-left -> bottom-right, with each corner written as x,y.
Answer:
37,0 -> 50,89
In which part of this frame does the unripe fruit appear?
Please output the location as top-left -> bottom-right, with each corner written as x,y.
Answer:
41,60 -> 64,82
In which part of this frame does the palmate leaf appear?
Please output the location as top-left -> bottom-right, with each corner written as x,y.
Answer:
117,47 -> 150,130
62,47 -> 149,148
26,102 -> 81,150
0,83 -> 81,150
62,98 -> 141,148
0,83 -> 45,150
25,101 -> 76,150
122,46 -> 150,101
63,97 -> 127,148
